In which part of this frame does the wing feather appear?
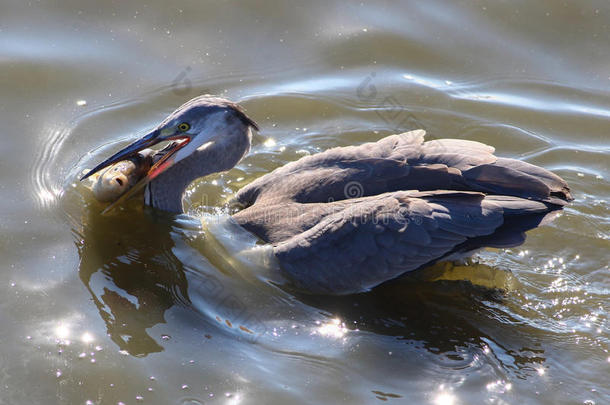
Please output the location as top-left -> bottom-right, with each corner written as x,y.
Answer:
273,191 -> 496,293
236,130 -> 572,207
269,190 -> 556,294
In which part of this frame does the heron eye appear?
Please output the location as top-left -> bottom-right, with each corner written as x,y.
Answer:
178,122 -> 190,132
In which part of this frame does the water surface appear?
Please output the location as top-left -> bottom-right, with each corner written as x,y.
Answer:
1,1 -> 609,404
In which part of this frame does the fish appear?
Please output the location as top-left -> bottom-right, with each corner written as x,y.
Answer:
84,150 -> 154,203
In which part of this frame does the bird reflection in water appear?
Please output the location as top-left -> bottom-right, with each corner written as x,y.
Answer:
73,202 -> 189,356
299,268 -> 547,378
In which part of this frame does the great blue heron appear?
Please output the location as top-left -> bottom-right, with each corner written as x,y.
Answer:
81,95 -> 573,294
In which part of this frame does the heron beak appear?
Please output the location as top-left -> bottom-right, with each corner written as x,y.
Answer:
80,127 -> 192,214
80,129 -> 161,181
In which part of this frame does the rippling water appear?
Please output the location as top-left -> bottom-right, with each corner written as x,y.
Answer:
1,1 -> 609,404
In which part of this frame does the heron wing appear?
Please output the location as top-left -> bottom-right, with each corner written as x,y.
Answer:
271,190 -> 553,294
235,130 -> 572,206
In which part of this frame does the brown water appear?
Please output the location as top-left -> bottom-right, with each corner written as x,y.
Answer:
1,1 -> 609,404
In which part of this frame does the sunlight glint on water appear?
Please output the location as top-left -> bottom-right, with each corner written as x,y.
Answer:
0,0 -> 608,404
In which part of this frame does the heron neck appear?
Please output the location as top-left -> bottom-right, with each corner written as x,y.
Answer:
145,129 -> 251,213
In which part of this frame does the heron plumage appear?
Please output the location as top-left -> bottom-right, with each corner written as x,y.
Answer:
85,96 -> 572,294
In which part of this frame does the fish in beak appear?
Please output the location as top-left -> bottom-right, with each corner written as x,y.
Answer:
80,126 -> 192,214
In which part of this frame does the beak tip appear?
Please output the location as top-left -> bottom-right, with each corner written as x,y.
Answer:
79,167 -> 101,182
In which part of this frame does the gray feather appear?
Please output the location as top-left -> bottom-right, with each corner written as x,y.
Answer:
231,131 -> 572,294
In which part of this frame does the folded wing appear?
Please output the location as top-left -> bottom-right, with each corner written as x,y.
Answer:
271,191 -> 555,294
235,130 -> 572,207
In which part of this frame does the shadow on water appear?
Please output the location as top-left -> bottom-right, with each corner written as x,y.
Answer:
297,269 -> 547,376
72,202 -> 190,357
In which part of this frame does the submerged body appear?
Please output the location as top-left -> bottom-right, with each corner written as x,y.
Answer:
83,95 -> 573,294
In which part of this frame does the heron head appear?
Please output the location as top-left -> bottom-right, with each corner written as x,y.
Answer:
81,95 -> 258,212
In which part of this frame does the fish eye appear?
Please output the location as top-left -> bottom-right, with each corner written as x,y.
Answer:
178,122 -> 190,132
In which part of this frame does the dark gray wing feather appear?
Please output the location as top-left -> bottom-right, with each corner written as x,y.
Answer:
271,190 -> 552,294
236,130 -> 425,205
235,130 -> 572,207
461,157 -> 572,205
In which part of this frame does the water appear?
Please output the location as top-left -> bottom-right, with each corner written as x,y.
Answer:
1,0 -> 609,404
